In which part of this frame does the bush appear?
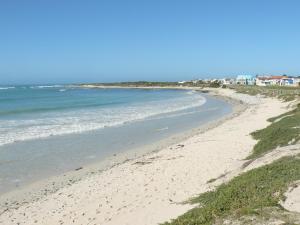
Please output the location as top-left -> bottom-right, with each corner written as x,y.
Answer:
209,81 -> 221,88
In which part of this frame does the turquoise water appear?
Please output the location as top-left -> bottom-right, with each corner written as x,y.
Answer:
0,85 -> 206,146
0,85 -> 232,193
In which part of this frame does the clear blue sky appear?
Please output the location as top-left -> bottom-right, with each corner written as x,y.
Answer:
1,0 -> 300,84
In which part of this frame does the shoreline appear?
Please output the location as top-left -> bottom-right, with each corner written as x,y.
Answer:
0,88 -> 241,209
0,88 -> 290,225
78,84 -> 195,89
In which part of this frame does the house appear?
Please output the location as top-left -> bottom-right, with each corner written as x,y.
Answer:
256,75 -> 287,86
236,75 -> 255,85
293,77 -> 300,86
256,77 -> 269,86
280,76 -> 300,86
280,77 -> 294,86
220,78 -> 235,85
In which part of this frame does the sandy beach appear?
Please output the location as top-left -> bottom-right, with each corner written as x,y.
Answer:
0,88 -> 292,225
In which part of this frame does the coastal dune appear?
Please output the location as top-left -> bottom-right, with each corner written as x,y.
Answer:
0,89 -> 290,225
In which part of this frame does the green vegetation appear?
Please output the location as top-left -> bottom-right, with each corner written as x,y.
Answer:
208,81 -> 221,88
81,80 -> 222,88
163,155 -> 300,225
85,81 -> 181,87
247,103 -> 300,159
232,85 -> 300,102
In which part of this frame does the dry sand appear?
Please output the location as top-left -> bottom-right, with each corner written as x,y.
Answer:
282,183 -> 300,213
0,88 -> 292,225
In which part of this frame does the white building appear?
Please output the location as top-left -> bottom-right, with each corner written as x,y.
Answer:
256,75 -> 300,86
293,77 -> 300,86
236,75 -> 255,85
220,78 -> 235,85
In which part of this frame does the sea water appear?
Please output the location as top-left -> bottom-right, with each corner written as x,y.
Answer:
0,85 -> 232,193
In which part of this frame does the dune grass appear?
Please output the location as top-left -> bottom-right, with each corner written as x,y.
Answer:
163,155 -> 300,225
233,85 -> 300,102
246,103 -> 300,160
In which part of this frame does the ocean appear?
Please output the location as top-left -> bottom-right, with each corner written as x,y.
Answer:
0,85 -> 232,193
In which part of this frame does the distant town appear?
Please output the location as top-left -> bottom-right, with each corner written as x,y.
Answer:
179,74 -> 300,87
80,74 -> 300,90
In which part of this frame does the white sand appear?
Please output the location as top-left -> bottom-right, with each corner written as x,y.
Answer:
0,88 -> 291,225
282,182 -> 300,213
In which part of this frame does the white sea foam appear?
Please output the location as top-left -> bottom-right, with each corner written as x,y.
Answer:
156,127 -> 169,131
0,92 -> 206,146
0,87 -> 15,90
30,85 -> 63,89
148,106 -> 220,121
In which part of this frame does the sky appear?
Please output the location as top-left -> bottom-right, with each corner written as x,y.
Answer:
1,0 -> 300,84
